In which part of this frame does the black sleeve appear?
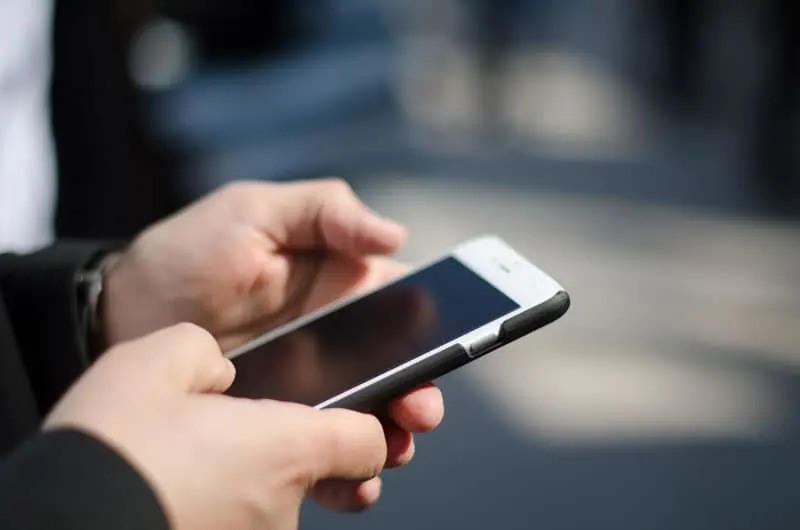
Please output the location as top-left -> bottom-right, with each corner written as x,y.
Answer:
0,429 -> 170,530
0,242 -> 112,415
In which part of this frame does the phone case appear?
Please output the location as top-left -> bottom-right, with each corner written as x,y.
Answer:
319,290 -> 571,411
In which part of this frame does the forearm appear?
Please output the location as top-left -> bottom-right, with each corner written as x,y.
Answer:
0,430 -> 169,530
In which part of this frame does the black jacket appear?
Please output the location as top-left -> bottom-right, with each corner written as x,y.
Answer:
0,244 -> 169,530
51,0 -> 182,241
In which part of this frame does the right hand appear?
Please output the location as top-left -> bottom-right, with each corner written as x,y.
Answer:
44,324 -> 388,530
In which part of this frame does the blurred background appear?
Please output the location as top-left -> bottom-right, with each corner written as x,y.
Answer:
55,0 -> 799,528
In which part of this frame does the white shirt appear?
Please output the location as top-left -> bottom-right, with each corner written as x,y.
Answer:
0,0 -> 56,253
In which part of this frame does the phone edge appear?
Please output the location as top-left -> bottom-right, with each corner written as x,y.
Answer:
317,290 -> 571,411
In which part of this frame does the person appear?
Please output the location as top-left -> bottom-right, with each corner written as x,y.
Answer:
0,178 -> 445,530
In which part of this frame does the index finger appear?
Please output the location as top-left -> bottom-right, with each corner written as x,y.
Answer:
130,323 -> 234,395
258,178 -> 406,255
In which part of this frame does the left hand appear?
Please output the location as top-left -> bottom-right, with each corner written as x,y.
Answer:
101,178 -> 444,511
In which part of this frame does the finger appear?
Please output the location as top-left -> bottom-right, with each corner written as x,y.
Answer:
304,408 -> 387,483
260,178 -> 406,255
311,476 -> 383,512
383,420 -> 416,468
387,384 -> 444,433
135,323 -> 235,395
373,258 -> 410,285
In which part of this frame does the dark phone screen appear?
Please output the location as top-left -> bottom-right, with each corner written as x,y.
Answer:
226,257 -> 519,406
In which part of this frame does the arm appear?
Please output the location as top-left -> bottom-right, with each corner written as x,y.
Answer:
0,244 -> 167,529
0,429 -> 169,530
0,242 -> 115,414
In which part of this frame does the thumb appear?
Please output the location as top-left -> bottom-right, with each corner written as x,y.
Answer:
260,178 -> 406,255
136,323 -> 236,395
303,408 -> 387,486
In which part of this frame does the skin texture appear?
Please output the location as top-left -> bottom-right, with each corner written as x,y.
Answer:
99,179 -> 445,511
45,324 -> 390,530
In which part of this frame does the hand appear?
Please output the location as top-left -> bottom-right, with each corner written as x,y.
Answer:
103,179 -> 408,350
101,178 -> 444,508
46,324 -> 389,530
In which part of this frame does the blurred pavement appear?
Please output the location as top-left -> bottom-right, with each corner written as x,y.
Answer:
297,179 -> 800,530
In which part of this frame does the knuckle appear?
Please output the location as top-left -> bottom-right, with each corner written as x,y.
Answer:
173,322 -> 218,350
216,181 -> 271,211
172,321 -> 205,337
279,407 -> 324,485
319,178 -> 354,199
218,180 -> 255,197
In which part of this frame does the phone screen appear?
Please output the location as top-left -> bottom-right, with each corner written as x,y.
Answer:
226,256 -> 520,406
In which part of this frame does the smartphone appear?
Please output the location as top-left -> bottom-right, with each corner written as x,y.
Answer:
225,235 -> 570,411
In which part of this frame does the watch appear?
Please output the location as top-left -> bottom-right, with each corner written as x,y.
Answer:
76,252 -> 113,360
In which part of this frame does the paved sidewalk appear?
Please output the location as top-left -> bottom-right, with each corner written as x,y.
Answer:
299,178 -> 800,530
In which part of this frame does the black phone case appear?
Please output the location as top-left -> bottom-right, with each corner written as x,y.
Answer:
320,290 -> 571,411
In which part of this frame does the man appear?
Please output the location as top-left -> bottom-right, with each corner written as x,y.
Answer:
0,178 -> 445,529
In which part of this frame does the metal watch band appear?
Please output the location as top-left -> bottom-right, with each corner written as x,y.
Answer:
76,254 -> 109,360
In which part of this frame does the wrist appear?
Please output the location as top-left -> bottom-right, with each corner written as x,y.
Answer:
78,251 -> 123,358
97,252 -> 126,349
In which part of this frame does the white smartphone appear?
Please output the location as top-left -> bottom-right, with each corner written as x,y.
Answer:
225,235 -> 570,411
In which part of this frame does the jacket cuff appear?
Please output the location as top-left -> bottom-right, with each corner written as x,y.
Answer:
0,242 -> 115,414
0,429 -> 169,530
